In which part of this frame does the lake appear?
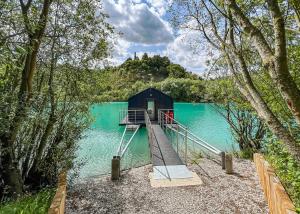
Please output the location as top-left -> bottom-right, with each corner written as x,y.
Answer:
75,102 -> 235,179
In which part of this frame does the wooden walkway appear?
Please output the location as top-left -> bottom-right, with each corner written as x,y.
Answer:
149,125 -> 183,166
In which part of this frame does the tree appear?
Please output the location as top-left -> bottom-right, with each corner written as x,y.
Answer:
167,64 -> 187,78
0,0 -> 112,198
142,53 -> 149,60
170,0 -> 300,163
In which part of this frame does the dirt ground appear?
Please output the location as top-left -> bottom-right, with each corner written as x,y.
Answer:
66,158 -> 268,214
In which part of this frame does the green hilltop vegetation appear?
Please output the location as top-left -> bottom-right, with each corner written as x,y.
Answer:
90,53 -> 206,102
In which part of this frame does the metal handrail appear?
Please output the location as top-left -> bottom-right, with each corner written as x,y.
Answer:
158,110 -> 222,155
119,109 -> 145,124
145,111 -> 171,180
166,126 -> 220,154
117,124 -> 141,158
117,125 -> 128,156
119,126 -> 140,157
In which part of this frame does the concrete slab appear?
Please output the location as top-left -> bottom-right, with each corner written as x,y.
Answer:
149,172 -> 203,188
153,165 -> 193,180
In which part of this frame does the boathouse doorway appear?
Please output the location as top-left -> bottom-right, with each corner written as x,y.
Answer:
147,99 -> 155,120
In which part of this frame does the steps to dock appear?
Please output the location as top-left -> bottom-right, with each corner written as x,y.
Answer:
153,165 -> 193,180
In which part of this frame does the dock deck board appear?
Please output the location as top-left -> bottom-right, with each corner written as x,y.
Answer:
149,124 -> 183,166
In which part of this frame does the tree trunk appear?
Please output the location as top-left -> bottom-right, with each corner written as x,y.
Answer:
0,135 -> 23,198
226,0 -> 300,127
267,0 -> 300,126
225,52 -> 300,163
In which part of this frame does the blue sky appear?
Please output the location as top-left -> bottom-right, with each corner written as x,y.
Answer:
102,0 -> 210,74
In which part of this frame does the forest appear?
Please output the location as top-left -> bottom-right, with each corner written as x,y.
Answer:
0,0 -> 300,212
90,54 -> 206,102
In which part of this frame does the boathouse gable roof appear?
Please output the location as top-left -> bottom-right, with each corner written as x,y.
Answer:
128,88 -> 173,110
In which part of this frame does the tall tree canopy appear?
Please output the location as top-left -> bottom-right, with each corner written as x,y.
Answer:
170,0 -> 300,163
0,0 -> 112,198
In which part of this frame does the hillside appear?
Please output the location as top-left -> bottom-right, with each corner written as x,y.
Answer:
90,54 -> 206,102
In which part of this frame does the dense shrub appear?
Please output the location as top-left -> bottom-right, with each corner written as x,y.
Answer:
266,140 -> 300,211
0,188 -> 55,214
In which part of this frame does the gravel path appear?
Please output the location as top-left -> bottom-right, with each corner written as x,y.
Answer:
66,158 -> 268,214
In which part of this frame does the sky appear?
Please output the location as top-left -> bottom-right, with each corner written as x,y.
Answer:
102,0 -> 210,74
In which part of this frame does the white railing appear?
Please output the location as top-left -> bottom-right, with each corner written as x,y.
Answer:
119,109 -> 145,124
145,111 -> 171,180
117,125 -> 140,158
158,110 -> 222,156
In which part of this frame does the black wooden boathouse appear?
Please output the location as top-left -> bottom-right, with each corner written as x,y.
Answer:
119,88 -> 174,125
113,87 -> 224,181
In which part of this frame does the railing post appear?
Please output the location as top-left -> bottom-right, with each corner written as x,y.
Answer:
221,151 -> 226,170
185,127 -> 188,165
158,110 -> 160,125
111,156 -> 120,180
162,112 -> 164,129
225,154 -> 233,174
161,111 -> 163,128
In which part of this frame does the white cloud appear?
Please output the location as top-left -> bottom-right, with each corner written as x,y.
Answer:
102,0 -> 212,73
106,37 -> 131,65
164,29 -> 213,73
146,0 -> 171,16
103,0 -> 173,45
135,51 -> 160,59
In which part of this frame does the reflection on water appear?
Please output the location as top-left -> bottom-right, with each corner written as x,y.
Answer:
75,102 -> 234,178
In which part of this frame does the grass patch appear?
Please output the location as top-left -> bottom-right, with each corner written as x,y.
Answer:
0,188 -> 55,214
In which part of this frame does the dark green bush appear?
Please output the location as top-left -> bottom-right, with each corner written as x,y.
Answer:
266,140 -> 300,212
0,188 -> 55,214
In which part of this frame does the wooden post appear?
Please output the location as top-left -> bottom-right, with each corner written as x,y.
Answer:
221,151 -> 225,170
253,153 -> 297,214
111,156 -> 120,180
184,128 -> 188,165
48,172 -> 67,214
225,154 -> 233,174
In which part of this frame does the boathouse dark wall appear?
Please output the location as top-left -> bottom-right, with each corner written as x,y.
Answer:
128,88 -> 173,120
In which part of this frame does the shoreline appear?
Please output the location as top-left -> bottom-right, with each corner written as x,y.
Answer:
66,157 -> 268,214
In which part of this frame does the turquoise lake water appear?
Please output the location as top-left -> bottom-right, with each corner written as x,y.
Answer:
75,102 -> 235,178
